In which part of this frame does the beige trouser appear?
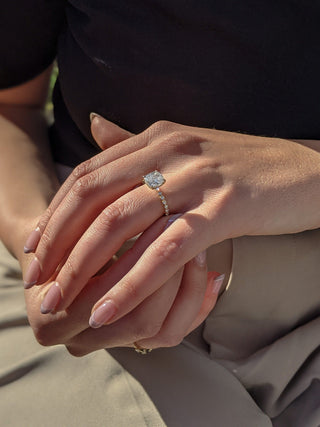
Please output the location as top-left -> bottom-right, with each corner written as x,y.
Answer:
1,229 -> 320,426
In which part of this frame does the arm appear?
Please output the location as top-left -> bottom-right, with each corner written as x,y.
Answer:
0,67 -> 59,262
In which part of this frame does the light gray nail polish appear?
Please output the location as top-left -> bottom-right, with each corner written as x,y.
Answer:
40,282 -> 61,314
23,257 -> 41,289
89,300 -> 116,328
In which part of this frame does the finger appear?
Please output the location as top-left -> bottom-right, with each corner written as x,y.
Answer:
185,271 -> 225,334
32,214 -> 180,345
27,146 -> 160,286
88,211 -> 211,328
39,211 -> 182,314
65,267 -> 184,356
24,120 -> 179,257
65,258 -> 218,356
136,251 -> 208,349
24,116 -> 140,253
90,113 -> 133,150
29,146 -> 189,288
39,177 -> 187,312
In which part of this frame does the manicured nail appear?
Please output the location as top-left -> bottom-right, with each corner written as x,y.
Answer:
89,112 -> 102,123
41,282 -> 61,314
195,250 -> 207,268
211,274 -> 225,295
89,300 -> 117,328
24,227 -> 41,253
23,257 -> 41,289
164,213 -> 182,231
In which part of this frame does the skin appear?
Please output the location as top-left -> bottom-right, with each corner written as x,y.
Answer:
3,68 -> 320,356
29,117 -> 320,325
0,68 -> 223,355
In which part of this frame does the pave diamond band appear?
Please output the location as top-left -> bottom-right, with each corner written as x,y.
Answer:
143,170 -> 170,216
133,341 -> 152,355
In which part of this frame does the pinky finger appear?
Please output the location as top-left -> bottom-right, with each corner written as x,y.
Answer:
186,272 -> 225,335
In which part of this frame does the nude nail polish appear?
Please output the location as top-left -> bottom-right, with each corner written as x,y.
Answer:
211,274 -> 225,295
89,300 -> 117,328
41,282 -> 61,314
24,227 -> 41,254
89,112 -> 102,123
23,257 -> 41,289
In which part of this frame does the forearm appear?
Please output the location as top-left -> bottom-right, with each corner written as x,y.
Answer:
0,104 -> 59,261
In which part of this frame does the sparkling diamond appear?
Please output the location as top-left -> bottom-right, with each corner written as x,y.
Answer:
143,170 -> 166,189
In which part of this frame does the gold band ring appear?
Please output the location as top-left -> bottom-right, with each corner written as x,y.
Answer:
133,341 -> 152,355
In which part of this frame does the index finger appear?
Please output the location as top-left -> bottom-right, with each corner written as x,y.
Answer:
88,211 -> 210,327
23,116 -> 136,253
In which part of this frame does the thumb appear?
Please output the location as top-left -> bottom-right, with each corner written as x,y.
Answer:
90,112 -> 134,150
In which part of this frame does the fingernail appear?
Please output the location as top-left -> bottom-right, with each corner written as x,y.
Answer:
211,274 -> 225,295
195,250 -> 207,268
24,227 -> 41,254
23,257 -> 41,289
41,282 -> 61,314
89,300 -> 117,328
164,213 -> 182,231
89,112 -> 102,123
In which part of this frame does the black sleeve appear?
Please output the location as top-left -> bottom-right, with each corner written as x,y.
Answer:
0,0 -> 66,89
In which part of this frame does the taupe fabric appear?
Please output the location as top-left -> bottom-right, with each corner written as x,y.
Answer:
204,231 -> 320,425
1,230 -> 320,425
0,242 -> 165,427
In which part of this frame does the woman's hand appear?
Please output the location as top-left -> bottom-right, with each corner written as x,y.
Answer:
25,118 -> 320,322
25,213 -> 224,354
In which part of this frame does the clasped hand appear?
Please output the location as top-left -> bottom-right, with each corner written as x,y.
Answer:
23,117 -> 320,355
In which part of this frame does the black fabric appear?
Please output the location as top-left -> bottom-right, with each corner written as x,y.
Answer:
1,1 -> 320,167
0,0 -> 65,88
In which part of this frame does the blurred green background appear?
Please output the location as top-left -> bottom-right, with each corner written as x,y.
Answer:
46,63 -> 58,113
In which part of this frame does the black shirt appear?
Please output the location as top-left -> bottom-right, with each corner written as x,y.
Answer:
2,1 -> 320,167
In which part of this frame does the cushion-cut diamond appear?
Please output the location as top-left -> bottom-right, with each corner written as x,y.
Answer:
143,170 -> 166,189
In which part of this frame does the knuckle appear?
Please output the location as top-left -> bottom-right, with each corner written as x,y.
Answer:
63,258 -> 79,282
71,172 -> 98,200
26,295 -> 66,347
152,238 -> 181,264
146,120 -> 174,143
100,200 -> 126,229
166,130 -> 189,144
32,323 -> 60,347
150,120 -> 173,133
157,332 -> 183,348
66,344 -> 88,358
37,229 -> 53,252
38,208 -> 53,231
71,160 -> 93,180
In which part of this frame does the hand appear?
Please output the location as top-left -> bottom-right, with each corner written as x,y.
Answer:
25,118 -> 320,322
25,213 -> 224,354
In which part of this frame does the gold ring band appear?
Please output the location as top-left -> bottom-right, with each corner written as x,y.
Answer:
133,342 -> 152,355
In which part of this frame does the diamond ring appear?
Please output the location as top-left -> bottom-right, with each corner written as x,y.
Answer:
133,341 -> 152,355
143,170 -> 169,216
